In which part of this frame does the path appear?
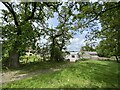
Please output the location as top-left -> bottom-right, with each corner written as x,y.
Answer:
1,62 -> 71,85
1,68 -> 61,85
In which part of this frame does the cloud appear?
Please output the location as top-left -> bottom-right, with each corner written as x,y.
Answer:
67,32 -> 87,51
67,39 -> 85,51
70,38 -> 79,43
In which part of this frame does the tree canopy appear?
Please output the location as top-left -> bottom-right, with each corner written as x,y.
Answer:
1,1 -> 120,68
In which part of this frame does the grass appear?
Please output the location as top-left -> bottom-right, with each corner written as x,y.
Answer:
2,60 -> 120,88
3,55 -> 67,73
19,61 -> 68,73
2,61 -> 68,74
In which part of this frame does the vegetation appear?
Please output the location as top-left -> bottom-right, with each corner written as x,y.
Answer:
1,2 -> 120,69
96,40 -> 112,58
99,2 -> 120,62
3,60 -> 119,88
1,1 -> 120,89
86,2 -> 120,62
2,55 -> 68,72
81,43 -> 96,52
1,2 -> 79,68
3,61 -> 68,74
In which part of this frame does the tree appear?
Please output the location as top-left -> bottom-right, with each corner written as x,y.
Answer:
1,2 -> 59,68
76,2 -> 120,62
81,43 -> 95,51
96,40 -> 114,58
91,2 -> 120,62
99,2 -> 120,62
2,2 -> 79,67
2,1 -> 119,68
44,3 -> 78,62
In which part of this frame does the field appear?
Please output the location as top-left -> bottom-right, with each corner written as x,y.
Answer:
2,60 -> 120,88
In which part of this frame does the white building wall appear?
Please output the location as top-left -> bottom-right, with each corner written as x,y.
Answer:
65,52 -> 79,62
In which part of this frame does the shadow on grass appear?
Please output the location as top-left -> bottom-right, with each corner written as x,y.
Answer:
2,60 -> 120,88
2,61 -> 68,73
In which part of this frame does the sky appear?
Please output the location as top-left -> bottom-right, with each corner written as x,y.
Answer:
0,2 -> 101,51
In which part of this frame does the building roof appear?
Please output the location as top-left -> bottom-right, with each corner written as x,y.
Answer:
85,51 -> 97,55
66,51 -> 79,52
69,51 -> 79,55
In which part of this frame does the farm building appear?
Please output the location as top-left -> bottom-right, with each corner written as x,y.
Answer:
65,51 -> 80,62
81,51 -> 99,60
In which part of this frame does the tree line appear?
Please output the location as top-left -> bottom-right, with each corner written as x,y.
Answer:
1,1 -> 120,68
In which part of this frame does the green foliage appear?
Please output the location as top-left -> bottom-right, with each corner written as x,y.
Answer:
96,40 -> 115,57
54,46 -> 64,61
2,2 -> 120,67
80,2 -> 120,60
1,2 -> 58,67
3,60 -> 119,88
50,44 -> 63,62
93,2 -> 120,60
1,2 -> 82,65
81,43 -> 95,51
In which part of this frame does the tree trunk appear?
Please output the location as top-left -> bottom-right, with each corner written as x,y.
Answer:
8,49 -> 20,68
50,38 -> 55,61
115,55 -> 120,63
50,46 -> 55,61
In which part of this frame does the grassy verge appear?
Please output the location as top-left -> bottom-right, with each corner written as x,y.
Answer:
2,60 -> 120,88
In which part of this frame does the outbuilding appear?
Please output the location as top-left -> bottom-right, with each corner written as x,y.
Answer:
65,51 -> 80,62
81,51 -> 99,60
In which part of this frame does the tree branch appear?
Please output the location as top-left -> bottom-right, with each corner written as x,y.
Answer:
44,2 -> 64,18
85,2 -> 120,25
25,3 -> 28,16
25,2 -> 37,21
2,2 -> 19,26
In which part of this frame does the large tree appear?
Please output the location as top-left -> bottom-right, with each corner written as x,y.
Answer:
83,2 -> 120,62
99,2 -> 120,62
49,3 -> 76,61
1,2 -> 60,67
2,1 -> 120,68
1,2 -> 80,67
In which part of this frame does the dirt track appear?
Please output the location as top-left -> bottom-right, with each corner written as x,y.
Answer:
1,68 -> 61,85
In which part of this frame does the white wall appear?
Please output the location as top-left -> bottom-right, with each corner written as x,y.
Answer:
65,53 -> 79,62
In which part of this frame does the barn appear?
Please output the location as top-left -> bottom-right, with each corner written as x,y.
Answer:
81,51 -> 99,60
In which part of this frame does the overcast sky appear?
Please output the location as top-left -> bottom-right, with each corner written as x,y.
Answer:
0,2 -> 101,51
